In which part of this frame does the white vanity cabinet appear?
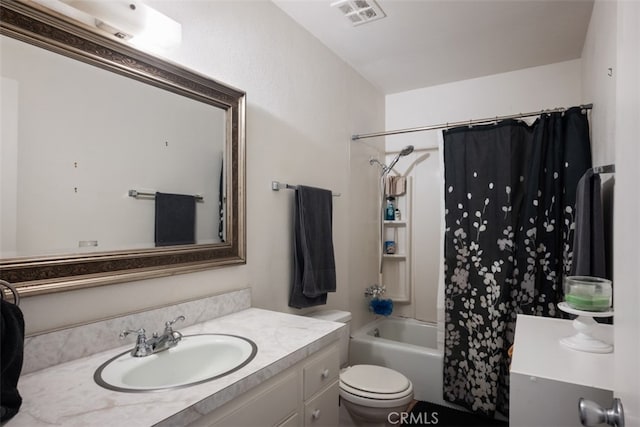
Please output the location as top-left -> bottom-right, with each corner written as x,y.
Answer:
191,342 -> 340,427
11,302 -> 345,427
302,345 -> 340,426
509,315 -> 614,427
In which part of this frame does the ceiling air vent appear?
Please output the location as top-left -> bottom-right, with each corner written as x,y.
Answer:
331,0 -> 387,27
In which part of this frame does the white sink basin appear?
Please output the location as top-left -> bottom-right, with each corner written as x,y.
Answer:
94,334 -> 257,392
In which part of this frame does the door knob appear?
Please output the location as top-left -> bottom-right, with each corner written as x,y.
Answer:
579,398 -> 624,427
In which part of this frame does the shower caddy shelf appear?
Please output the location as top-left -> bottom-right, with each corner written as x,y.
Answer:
381,179 -> 411,303
383,254 -> 406,259
383,220 -> 407,226
383,221 -> 407,259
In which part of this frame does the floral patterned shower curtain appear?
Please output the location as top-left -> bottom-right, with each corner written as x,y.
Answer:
442,107 -> 592,416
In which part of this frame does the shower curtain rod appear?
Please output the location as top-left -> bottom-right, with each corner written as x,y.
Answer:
351,103 -> 593,141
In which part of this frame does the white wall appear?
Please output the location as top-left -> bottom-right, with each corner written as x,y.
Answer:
385,60 -> 583,323
583,0 -> 640,421
613,1 -> 640,421
16,1 -> 384,335
581,0 -> 617,166
0,78 -> 19,257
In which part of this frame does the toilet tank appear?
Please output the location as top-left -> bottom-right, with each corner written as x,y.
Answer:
307,310 -> 351,367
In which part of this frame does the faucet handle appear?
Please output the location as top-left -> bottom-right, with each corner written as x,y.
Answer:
120,328 -> 146,340
164,316 -> 185,343
165,315 -> 185,330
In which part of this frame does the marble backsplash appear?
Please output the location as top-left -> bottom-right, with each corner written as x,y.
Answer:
22,288 -> 251,374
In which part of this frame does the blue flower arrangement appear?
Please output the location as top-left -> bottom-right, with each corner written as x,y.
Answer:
370,298 -> 393,316
365,284 -> 393,316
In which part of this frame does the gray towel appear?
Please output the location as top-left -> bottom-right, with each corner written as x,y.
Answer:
570,170 -> 606,277
154,192 -> 196,247
289,186 -> 336,308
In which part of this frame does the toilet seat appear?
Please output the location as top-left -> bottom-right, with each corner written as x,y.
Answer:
339,365 -> 413,408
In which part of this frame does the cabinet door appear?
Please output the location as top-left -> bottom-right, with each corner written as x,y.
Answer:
510,373 -> 612,426
304,381 -> 339,427
212,371 -> 298,427
278,413 -> 300,427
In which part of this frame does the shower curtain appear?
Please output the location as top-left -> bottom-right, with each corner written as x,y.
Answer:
442,107 -> 591,416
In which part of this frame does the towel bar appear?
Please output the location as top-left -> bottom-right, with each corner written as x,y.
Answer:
271,181 -> 341,197
591,164 -> 615,174
128,190 -> 204,202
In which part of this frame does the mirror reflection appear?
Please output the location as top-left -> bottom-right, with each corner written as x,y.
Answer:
1,35 -> 226,258
0,0 -> 245,296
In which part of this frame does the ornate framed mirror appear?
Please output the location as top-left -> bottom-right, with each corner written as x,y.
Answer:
0,0 -> 246,296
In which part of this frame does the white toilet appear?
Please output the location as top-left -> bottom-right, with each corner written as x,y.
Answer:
307,310 -> 414,425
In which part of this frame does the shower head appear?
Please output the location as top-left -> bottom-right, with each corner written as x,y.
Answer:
385,145 -> 414,173
399,145 -> 414,156
369,145 -> 415,175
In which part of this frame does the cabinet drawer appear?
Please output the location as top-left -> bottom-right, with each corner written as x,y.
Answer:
304,381 -> 339,427
303,346 -> 339,400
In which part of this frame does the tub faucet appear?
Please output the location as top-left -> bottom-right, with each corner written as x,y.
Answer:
120,315 -> 185,357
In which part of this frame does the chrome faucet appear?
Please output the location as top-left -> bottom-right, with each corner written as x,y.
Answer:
120,315 -> 185,357
120,328 -> 153,357
151,315 -> 185,353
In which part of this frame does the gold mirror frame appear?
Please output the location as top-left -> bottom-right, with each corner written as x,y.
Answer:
0,0 -> 246,297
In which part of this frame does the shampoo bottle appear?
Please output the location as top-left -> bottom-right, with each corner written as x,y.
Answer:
385,197 -> 395,220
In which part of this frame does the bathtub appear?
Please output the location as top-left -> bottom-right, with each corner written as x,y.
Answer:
348,316 -> 450,407
349,316 -> 509,421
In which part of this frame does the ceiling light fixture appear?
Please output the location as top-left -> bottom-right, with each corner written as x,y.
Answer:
31,0 -> 181,50
330,0 -> 387,27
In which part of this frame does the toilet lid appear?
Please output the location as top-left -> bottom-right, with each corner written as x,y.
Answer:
340,365 -> 411,395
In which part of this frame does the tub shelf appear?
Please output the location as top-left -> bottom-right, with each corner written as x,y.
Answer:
382,177 -> 411,304
382,254 -> 406,260
383,220 -> 407,227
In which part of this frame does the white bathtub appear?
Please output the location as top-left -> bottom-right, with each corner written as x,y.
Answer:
349,316 -> 510,422
348,316 -> 451,407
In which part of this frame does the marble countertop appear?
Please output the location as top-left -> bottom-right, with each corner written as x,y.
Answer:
11,308 -> 344,426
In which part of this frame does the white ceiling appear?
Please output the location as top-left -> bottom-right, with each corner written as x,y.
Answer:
272,0 -> 594,94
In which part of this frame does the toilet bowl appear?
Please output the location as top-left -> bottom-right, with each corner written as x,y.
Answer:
339,364 -> 413,424
306,310 -> 414,425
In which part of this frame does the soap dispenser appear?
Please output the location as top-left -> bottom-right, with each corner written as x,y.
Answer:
385,197 -> 395,220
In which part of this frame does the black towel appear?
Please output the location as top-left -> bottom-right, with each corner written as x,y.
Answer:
570,169 -> 607,277
289,186 -> 337,309
1,300 -> 25,422
154,192 -> 196,247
